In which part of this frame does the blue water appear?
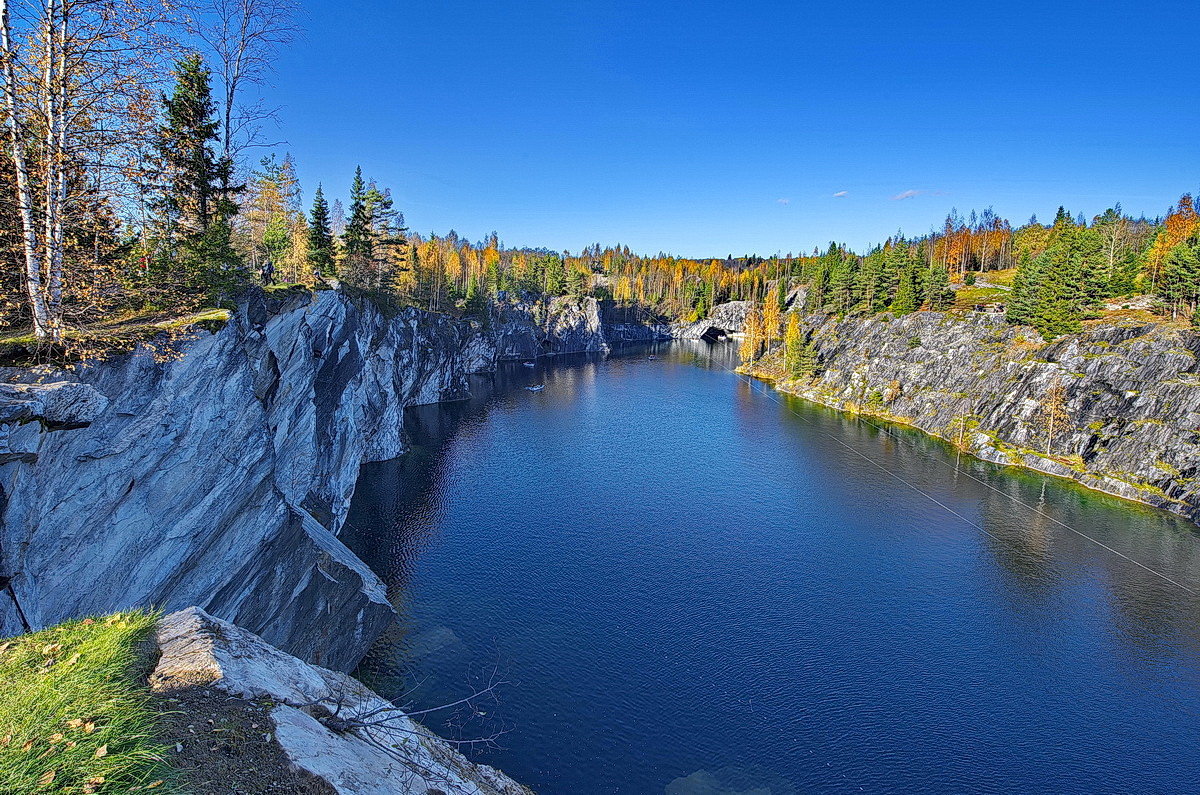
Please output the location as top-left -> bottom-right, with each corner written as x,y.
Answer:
344,342 -> 1200,794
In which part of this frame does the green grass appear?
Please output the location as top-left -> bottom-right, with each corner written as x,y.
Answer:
0,611 -> 178,794
952,285 -> 1007,310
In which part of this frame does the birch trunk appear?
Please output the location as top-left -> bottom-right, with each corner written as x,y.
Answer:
0,0 -> 51,339
42,0 -> 66,341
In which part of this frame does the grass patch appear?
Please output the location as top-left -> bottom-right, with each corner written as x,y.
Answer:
0,610 -> 178,793
952,286 -> 1007,310
980,267 -> 1017,287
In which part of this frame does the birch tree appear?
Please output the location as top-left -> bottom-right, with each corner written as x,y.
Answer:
192,0 -> 298,174
0,0 -> 178,341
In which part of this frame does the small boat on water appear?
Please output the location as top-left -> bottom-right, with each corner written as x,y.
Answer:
526,384 -> 545,392
522,361 -> 536,368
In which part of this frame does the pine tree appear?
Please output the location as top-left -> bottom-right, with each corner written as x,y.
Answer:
307,184 -> 335,277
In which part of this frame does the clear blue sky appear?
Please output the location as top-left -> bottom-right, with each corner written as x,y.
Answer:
268,0 -> 1200,257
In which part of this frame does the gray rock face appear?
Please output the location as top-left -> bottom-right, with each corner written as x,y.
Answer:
153,607 -> 530,795
0,289 -> 494,669
603,322 -> 674,343
0,379 -> 108,427
754,311 -> 1200,521
676,300 -> 754,341
491,293 -> 609,359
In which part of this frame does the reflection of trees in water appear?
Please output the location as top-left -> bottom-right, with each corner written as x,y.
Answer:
969,450 -> 1200,666
753,390 -> 1200,671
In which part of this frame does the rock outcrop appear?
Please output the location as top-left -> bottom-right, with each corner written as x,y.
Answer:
747,311 -> 1200,521
675,300 -> 753,341
491,293 -> 609,359
153,607 -> 530,795
0,289 -> 493,669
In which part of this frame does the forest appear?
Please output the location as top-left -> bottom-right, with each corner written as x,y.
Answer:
1,0 -> 1199,359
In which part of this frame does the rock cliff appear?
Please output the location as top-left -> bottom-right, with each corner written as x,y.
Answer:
746,311 -> 1200,521
0,289 -> 494,669
675,300 -> 753,341
490,293 -> 610,359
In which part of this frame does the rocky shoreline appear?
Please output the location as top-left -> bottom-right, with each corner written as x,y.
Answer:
742,310 -> 1200,524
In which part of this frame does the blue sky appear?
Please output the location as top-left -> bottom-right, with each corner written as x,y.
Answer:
268,0 -> 1200,257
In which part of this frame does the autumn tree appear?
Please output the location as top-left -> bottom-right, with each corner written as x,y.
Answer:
1146,195 -> 1200,290
762,290 -> 781,350
1036,378 -> 1072,456
739,303 -> 763,364
0,0 -> 180,339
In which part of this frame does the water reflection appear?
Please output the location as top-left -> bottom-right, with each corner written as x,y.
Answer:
345,341 -> 1200,793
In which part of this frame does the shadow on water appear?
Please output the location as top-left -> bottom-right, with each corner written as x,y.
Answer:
344,341 -> 1200,794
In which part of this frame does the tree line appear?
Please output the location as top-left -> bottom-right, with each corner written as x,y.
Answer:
2,0 -> 1199,349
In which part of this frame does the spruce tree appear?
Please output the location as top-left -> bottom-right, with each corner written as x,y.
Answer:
891,266 -> 917,313
307,184 -> 336,277
154,54 -> 243,300
926,263 -> 954,310
1007,253 -> 1043,326
155,55 -> 223,235
1162,238 -> 1200,320
343,167 -> 372,262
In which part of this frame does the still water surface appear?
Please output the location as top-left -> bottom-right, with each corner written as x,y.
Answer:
344,342 -> 1200,794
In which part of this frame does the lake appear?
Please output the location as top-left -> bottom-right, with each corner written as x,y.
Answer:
343,341 -> 1200,794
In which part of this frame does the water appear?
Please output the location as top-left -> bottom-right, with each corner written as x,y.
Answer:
343,342 -> 1200,794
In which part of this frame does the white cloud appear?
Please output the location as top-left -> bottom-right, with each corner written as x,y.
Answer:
776,198 -> 790,205
832,190 -> 848,198
891,189 -> 924,200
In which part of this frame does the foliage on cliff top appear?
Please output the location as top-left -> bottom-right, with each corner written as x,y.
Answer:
0,308 -> 231,367
0,610 -> 180,794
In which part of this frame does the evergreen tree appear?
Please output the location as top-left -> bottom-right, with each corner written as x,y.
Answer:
891,265 -> 918,313
153,54 -> 243,300
1162,238 -> 1200,320
307,184 -> 336,277
926,263 -> 954,310
543,254 -> 566,295
154,55 -> 226,236
1007,253 -> 1044,326
343,167 -> 372,261
796,338 -> 820,379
